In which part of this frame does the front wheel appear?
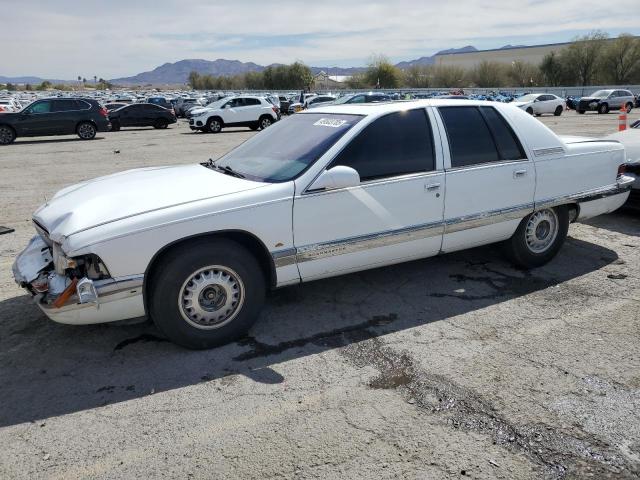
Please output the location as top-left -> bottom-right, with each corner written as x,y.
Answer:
206,117 -> 222,133
554,106 -> 563,116
149,239 -> 266,349
526,107 -> 534,115
598,103 -> 609,114
77,122 -> 97,140
625,103 -> 633,114
504,206 -> 569,269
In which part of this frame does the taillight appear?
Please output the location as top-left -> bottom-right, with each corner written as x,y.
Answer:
617,164 -> 626,176
170,108 -> 176,116
99,107 -> 108,117
272,106 -> 277,114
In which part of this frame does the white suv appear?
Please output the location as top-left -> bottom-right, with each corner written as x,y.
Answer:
189,96 -> 279,133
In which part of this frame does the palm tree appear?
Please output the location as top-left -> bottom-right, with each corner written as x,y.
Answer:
93,76 -> 97,84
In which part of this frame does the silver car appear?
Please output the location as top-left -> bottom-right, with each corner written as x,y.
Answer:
577,89 -> 635,114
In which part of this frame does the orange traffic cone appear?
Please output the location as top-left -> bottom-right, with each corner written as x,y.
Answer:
618,104 -> 627,131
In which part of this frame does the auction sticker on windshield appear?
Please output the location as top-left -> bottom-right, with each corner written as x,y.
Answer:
313,118 -> 348,128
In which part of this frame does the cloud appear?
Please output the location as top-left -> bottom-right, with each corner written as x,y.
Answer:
0,0 -> 637,78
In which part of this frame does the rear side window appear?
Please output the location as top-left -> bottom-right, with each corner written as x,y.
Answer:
243,98 -> 261,106
51,100 -> 76,112
439,106 -> 525,168
332,109 -> 435,181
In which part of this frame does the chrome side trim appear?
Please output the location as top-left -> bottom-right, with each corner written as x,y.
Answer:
533,147 -> 564,157
41,274 -> 144,312
296,221 -> 444,263
444,203 -> 534,234
272,248 -> 297,268
536,179 -> 633,209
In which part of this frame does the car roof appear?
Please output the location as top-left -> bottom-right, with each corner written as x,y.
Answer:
305,98 -> 507,116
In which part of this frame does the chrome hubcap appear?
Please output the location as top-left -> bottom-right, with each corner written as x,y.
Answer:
261,119 -> 271,128
0,127 -> 13,143
210,121 -> 220,131
525,209 -> 559,253
78,124 -> 94,138
178,266 -> 244,329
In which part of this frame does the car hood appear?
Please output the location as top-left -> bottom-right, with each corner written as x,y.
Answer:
579,97 -> 601,102
512,101 -> 531,107
33,164 -> 266,242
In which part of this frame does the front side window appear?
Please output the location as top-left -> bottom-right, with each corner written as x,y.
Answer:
332,109 -> 435,181
214,113 -> 362,182
27,101 -> 52,114
439,106 -> 525,168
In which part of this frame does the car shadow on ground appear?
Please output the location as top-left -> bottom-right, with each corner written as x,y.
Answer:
12,137 -> 106,146
584,209 -> 640,237
0,237 -> 619,427
180,129 -> 255,136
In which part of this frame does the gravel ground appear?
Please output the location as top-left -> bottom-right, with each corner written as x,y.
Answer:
0,110 -> 639,479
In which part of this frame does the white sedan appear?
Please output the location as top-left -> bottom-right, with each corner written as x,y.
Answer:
13,100 -> 633,348
512,93 -> 566,116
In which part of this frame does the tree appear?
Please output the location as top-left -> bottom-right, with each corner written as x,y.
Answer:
36,81 -> 53,90
431,65 -> 465,88
187,71 -> 201,89
365,54 -> 400,88
6,83 -> 15,91
600,33 -> 640,84
345,72 -> 367,89
508,60 -> 539,87
559,31 -> 608,86
468,61 -> 507,87
93,75 -> 97,84
539,51 -> 565,86
403,65 -> 431,88
25,83 -> 33,91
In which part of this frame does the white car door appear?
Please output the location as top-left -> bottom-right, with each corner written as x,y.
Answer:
293,108 -> 445,281
220,98 -> 242,124
435,105 -> 535,252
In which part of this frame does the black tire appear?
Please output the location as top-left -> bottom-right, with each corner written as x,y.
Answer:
625,103 -> 633,114
598,103 -> 609,114
154,119 -> 168,129
577,110 -> 585,114
554,106 -> 563,116
0,125 -> 16,145
110,120 -> 121,132
249,122 -> 260,131
149,238 -> 266,349
504,206 -> 569,269
526,107 -> 534,115
206,117 -> 222,133
77,122 -> 97,140
259,115 -> 273,129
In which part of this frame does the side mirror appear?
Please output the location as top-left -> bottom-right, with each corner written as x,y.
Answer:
308,166 -> 360,192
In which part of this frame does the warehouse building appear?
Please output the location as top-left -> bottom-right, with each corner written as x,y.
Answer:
433,42 -> 571,68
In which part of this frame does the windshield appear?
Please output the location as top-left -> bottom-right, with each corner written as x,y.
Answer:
334,95 -> 356,104
515,94 -> 539,102
590,90 -> 611,98
215,113 -> 363,182
205,97 -> 229,108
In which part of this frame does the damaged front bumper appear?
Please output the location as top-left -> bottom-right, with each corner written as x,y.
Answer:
13,235 -> 145,325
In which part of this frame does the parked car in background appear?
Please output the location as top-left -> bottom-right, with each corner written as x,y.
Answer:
332,92 -> 391,105
577,89 -> 634,114
189,96 -> 278,133
0,98 -> 110,145
0,98 -> 21,112
175,98 -> 202,117
305,95 -> 338,109
108,103 -> 177,131
146,96 -> 173,110
12,99 -> 633,348
278,95 -> 292,114
513,93 -> 566,116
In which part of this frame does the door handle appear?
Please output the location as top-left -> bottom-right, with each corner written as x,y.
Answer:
425,183 -> 441,191
513,169 -> 527,178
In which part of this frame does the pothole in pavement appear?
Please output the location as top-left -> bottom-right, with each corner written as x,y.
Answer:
340,335 -> 639,480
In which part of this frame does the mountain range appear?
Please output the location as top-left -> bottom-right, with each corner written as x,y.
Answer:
1,45 -> 528,86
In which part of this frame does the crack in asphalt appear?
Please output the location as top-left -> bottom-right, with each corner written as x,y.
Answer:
340,335 -> 639,480
113,333 -> 169,351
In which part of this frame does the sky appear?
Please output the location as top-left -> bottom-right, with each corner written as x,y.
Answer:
2,0 -> 638,79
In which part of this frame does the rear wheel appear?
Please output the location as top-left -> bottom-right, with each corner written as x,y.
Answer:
577,110 -> 585,114
110,120 -> 121,131
504,206 -> 569,269
259,116 -> 272,129
77,122 -> 96,140
554,106 -> 563,116
149,239 -> 266,349
598,103 -> 609,114
0,125 -> 16,145
625,103 -> 633,114
206,117 -> 222,133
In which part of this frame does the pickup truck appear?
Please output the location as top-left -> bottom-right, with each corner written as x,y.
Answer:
12,100 -> 633,349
